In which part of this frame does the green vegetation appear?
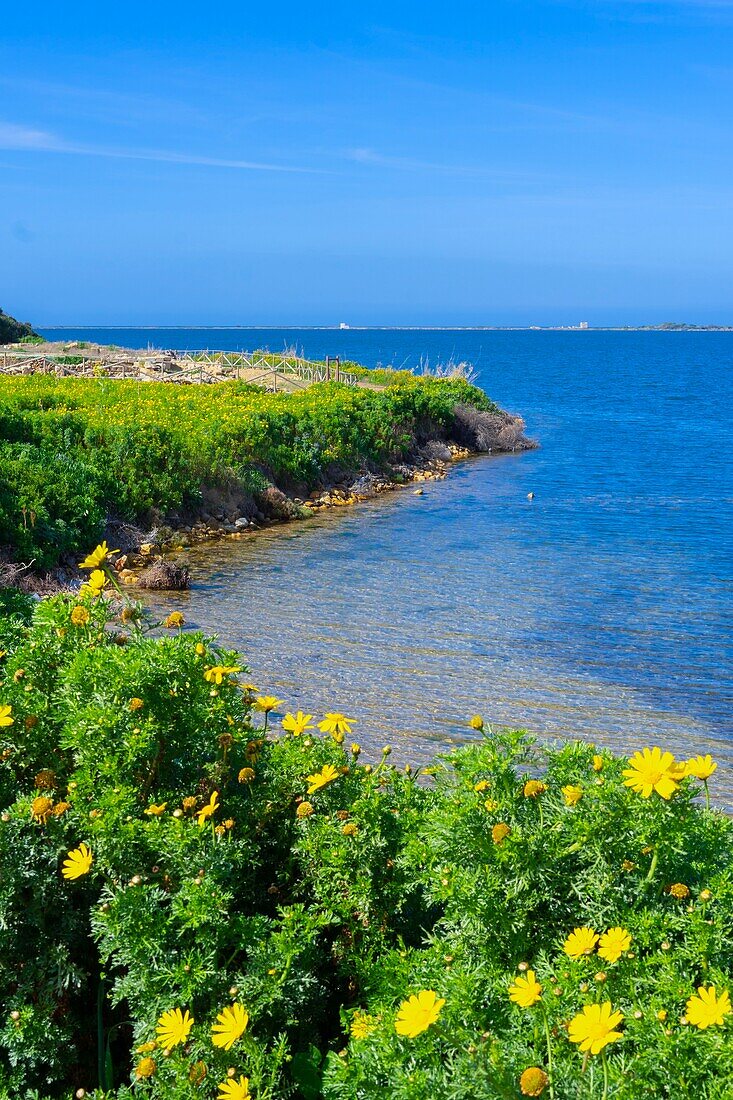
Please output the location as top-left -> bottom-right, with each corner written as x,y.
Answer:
0,561 -> 730,1100
0,373 -> 495,568
0,309 -> 39,346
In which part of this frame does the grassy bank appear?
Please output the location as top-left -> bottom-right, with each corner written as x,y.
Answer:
0,551 -> 731,1100
0,372 -> 503,569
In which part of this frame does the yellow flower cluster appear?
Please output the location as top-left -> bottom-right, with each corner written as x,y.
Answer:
563,925 -> 632,964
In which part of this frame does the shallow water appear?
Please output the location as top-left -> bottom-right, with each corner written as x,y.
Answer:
45,328 -> 733,796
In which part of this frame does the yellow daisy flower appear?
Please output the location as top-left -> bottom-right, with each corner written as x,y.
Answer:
217,1076 -> 251,1100
568,1002 -> 623,1054
508,969 -> 542,1007
282,710 -> 314,736
197,791 -> 220,827
306,764 -> 341,794
156,1007 -> 193,1048
622,747 -> 680,799
563,927 -> 599,960
211,1003 -> 249,1050
0,705 -> 14,727
562,785 -> 583,806
144,803 -> 167,816
318,713 -> 356,740
684,755 -> 717,781
79,541 -> 118,569
255,695 -> 283,713
61,843 -> 93,880
685,985 -> 731,1029
598,927 -> 631,964
394,990 -> 445,1038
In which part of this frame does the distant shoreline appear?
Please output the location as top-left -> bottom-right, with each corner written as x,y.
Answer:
37,324 -> 733,332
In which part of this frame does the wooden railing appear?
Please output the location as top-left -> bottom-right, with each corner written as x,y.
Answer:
0,350 -> 359,390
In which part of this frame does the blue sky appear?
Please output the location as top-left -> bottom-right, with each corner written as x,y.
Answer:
2,0 -> 732,325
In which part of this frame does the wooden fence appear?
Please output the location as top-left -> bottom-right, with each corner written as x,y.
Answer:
0,350 -> 359,392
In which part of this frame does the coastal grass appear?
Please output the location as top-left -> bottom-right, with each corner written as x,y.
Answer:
0,372 -> 494,568
0,552 -> 731,1099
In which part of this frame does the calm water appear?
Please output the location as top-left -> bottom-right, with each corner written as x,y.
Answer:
43,328 -> 733,793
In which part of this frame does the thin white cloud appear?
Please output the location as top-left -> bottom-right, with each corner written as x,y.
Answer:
346,147 -> 557,181
0,122 -> 319,173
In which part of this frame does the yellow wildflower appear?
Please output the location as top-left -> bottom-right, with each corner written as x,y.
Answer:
164,611 -> 185,629
318,713 -> 356,740
70,606 -> 90,626
568,1002 -> 623,1054
297,801 -> 314,818
592,754 -> 604,772
52,801 -> 71,817
306,764 -> 341,794
156,1007 -> 193,1048
62,843 -> 93,880
492,822 -> 511,845
0,705 -> 14,728
469,714 -> 484,731
685,986 -> 731,1029
144,803 -> 167,817
474,780 -> 489,792
509,970 -> 542,1007
523,779 -> 546,798
135,1057 -> 156,1078
211,1003 -> 249,1050
598,927 -> 631,963
520,1067 -> 549,1096
394,990 -> 445,1038
204,666 -> 241,685
562,785 -> 583,806
342,822 -> 359,836
79,542 -> 117,569
254,695 -> 283,713
668,883 -> 690,900
350,1011 -> 376,1039
238,767 -> 255,784
182,795 -> 198,812
684,755 -> 717,781
217,1076 -> 251,1100
130,697 -> 144,711
622,747 -> 680,800
282,710 -> 314,736
31,796 -> 54,822
563,927 -> 599,960
484,798 -> 498,812
88,569 -> 108,592
137,1041 -> 157,1053
197,791 -> 220,827
34,769 -> 57,790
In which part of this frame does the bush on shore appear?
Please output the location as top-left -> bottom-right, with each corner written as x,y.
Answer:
0,547 -> 730,1100
0,373 -> 495,569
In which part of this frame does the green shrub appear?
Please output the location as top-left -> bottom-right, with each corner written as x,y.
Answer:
0,557 -> 730,1099
0,372 -> 491,567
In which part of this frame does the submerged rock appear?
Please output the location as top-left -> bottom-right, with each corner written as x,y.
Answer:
137,560 -> 190,590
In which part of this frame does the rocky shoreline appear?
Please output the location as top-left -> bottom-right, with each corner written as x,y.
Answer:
109,442 -> 478,589
3,405 -> 536,595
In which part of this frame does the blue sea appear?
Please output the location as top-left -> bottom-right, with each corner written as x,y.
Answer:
42,328 -> 733,794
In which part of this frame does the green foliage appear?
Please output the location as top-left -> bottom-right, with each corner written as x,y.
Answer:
0,310 -> 39,345
0,587 -> 730,1099
0,372 -> 490,567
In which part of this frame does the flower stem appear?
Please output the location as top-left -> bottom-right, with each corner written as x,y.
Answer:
601,1051 -> 609,1100
542,1007 -> 556,1100
644,848 -> 659,886
704,780 -> 710,811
